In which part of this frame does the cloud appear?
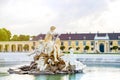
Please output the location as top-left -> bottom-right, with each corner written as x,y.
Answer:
64,0 -> 120,33
0,0 -> 119,35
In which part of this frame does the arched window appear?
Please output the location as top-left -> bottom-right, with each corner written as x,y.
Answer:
76,41 -> 79,46
91,41 -> 94,46
99,43 -> 104,52
83,41 -> 86,46
11,45 -> 16,52
68,41 -> 71,46
118,41 -> 120,46
23,44 -> 29,51
4,44 -> 9,52
18,44 -> 23,52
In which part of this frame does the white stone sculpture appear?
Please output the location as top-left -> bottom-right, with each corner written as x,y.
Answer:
8,26 -> 86,74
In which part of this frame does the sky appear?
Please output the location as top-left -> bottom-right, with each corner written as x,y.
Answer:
0,0 -> 120,35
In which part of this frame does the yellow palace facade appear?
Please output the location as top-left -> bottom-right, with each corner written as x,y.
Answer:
0,41 -> 39,52
0,33 -> 120,53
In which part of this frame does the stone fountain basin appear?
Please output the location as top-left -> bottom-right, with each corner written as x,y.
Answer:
8,68 -> 83,75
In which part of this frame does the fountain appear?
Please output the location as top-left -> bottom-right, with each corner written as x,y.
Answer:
8,26 -> 86,75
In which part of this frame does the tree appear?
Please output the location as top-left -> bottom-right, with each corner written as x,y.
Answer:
0,29 -> 7,41
68,47 -> 72,50
11,34 -> 30,41
84,46 -> 89,52
25,35 -> 30,41
2,28 -> 11,40
0,28 -> 11,41
112,46 -> 118,52
11,35 -> 18,41
76,47 -> 80,51
18,35 -> 30,41
18,35 -> 25,41
60,45 -> 65,51
0,28 -> 10,41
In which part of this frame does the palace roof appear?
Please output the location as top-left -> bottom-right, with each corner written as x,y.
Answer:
32,33 -> 120,41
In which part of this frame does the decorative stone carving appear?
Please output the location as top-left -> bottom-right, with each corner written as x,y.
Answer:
8,26 -> 86,75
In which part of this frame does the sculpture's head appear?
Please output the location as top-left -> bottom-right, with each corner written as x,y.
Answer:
50,26 -> 56,31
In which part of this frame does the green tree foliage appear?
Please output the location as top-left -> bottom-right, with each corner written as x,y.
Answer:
68,47 -> 72,50
11,34 -> 30,41
76,47 -> 80,50
112,46 -> 118,52
0,28 -> 11,41
60,45 -> 65,51
11,35 -> 18,41
2,28 -> 11,40
84,46 -> 89,50
18,35 -> 30,41
0,28 -> 30,41
31,36 -> 36,40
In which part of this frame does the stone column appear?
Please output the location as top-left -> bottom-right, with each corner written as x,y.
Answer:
95,41 -> 98,52
106,41 -> 109,53
8,44 -> 11,52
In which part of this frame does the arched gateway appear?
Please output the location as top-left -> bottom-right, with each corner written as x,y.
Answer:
99,43 -> 104,52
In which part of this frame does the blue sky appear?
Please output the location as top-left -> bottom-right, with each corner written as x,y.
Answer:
0,0 -> 120,35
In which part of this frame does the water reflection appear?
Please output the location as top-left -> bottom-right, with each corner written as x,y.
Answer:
68,74 -> 83,80
0,61 -> 120,80
35,74 -> 83,80
0,74 -> 35,80
35,74 -> 64,80
80,71 -> 120,80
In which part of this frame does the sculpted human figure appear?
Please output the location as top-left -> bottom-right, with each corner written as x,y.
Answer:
44,26 -> 62,62
28,40 -> 44,56
8,26 -> 86,74
53,37 -> 63,62
43,26 -> 56,55
44,26 -> 56,42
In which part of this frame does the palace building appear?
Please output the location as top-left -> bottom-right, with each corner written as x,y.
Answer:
33,33 -> 120,53
0,33 -> 120,53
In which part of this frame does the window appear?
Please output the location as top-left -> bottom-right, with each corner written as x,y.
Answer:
83,41 -> 86,46
118,41 -> 120,45
118,36 -> 120,39
76,41 -> 79,46
68,41 -> 71,46
91,41 -> 94,46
